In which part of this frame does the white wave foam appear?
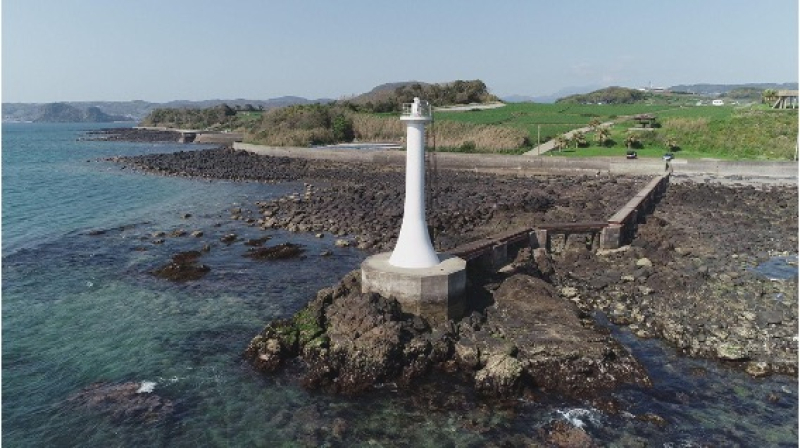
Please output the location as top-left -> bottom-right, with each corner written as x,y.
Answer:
136,381 -> 157,393
556,408 -> 601,429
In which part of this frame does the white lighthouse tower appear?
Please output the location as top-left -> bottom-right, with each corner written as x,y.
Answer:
360,97 -> 466,326
389,97 -> 439,268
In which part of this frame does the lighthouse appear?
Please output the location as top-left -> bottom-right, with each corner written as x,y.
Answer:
360,97 -> 466,326
389,97 -> 439,268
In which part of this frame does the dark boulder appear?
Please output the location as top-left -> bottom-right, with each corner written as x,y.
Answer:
152,250 -> 210,281
244,242 -> 305,260
67,381 -> 174,424
244,271 -> 454,394
474,274 -> 651,398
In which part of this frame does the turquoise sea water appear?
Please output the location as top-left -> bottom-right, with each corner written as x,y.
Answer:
3,123 -> 797,447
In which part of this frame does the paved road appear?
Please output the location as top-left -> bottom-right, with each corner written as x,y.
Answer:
523,122 -> 615,156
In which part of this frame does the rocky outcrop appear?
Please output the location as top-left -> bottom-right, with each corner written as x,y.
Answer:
243,242 -> 305,260
152,250 -> 210,281
87,128 -> 181,142
67,382 -> 174,424
477,274 -> 651,397
245,271 -> 453,394
244,264 -> 651,398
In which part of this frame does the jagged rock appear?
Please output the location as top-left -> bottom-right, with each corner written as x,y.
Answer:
717,342 -> 749,360
245,271 -> 650,399
244,242 -> 305,260
540,420 -> 597,448
67,382 -> 174,424
454,338 -> 481,370
532,248 -> 555,279
152,251 -> 210,281
484,274 -> 651,398
745,361 -> 771,377
473,353 -> 523,396
244,271 -> 454,394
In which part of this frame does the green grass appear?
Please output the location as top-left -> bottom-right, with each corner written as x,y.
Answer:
433,103 -> 798,160
434,103 -> 682,143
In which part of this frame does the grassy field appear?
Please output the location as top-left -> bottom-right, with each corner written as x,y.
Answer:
433,103 -> 798,160
434,103 -> 680,145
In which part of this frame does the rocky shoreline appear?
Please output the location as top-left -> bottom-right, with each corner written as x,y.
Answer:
114,147 -> 648,251
110,146 -> 798,396
83,127 -> 182,143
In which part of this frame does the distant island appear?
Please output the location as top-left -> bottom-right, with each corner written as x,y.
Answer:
31,103 -> 132,123
2,97 -> 333,123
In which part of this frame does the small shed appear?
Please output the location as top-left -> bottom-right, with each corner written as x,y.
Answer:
773,90 -> 798,109
632,114 -> 657,128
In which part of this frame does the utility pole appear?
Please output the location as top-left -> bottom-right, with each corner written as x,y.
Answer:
537,125 -> 541,156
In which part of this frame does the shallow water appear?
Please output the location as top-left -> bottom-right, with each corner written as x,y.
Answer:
3,123 -> 797,446
752,255 -> 799,281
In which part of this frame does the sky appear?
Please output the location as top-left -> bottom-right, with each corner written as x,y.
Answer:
2,0 -> 798,103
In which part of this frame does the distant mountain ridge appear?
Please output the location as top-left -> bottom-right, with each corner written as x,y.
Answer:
668,82 -> 798,95
3,97 -> 333,123
32,103 -> 130,123
503,82 -> 797,104
8,81 -> 797,122
503,85 -> 604,104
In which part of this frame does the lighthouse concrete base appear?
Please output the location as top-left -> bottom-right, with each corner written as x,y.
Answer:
361,252 -> 467,327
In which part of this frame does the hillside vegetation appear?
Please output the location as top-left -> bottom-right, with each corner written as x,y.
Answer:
138,81 -> 798,159
344,80 -> 498,113
140,80 -> 504,147
556,86 -> 646,104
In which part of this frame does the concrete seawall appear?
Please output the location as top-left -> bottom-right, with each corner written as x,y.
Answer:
233,142 -> 798,180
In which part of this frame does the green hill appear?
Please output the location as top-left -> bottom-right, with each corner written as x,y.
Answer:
343,79 -> 499,113
32,103 -> 130,123
555,87 -> 646,105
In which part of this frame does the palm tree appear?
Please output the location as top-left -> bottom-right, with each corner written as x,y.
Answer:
666,137 -> 679,151
554,135 -> 568,152
625,132 -> 640,149
763,89 -> 778,105
595,127 -> 611,146
572,130 -> 587,148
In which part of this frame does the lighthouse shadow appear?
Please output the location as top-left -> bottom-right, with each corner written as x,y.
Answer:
463,264 -> 506,315
460,245 -> 544,316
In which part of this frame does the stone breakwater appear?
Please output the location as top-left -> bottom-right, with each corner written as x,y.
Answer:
111,146 -> 798,382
